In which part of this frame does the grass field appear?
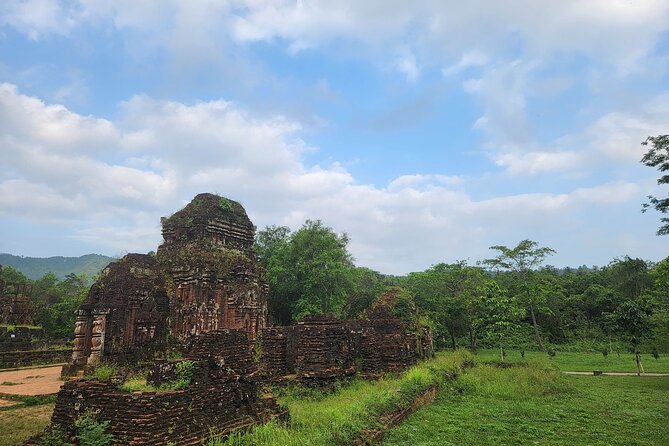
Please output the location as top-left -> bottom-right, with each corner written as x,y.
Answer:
4,350 -> 668,445
474,349 -> 669,373
0,403 -> 54,446
382,362 -> 669,446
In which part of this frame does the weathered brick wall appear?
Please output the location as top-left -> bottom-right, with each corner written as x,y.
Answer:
50,377 -> 287,446
0,326 -> 44,352
46,330 -> 288,446
260,312 -> 433,379
260,326 -> 296,377
0,348 -> 71,368
187,329 -> 256,375
358,307 -> 419,373
295,314 -> 356,382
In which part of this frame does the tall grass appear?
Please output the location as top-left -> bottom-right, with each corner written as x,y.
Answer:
207,350 -> 473,446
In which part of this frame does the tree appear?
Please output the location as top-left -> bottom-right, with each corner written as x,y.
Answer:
483,240 -> 556,351
406,262 -> 488,351
641,134 -> 669,235
609,299 -> 654,376
0,265 -> 29,284
254,225 -> 291,267
474,282 -> 524,359
343,267 -> 388,318
261,220 -> 355,324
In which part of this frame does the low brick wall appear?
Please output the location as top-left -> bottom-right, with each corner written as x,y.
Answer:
260,312 -> 433,381
0,348 -> 71,368
35,330 -> 288,446
50,378 -> 287,446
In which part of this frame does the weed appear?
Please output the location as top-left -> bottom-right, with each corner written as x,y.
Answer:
74,410 -> 113,446
38,424 -> 72,446
87,364 -> 119,381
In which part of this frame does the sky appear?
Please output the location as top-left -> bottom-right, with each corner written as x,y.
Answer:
1,0 -> 668,275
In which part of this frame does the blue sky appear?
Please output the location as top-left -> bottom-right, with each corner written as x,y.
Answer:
1,0 -> 668,274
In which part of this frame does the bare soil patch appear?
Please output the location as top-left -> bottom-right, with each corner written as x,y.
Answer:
0,366 -> 64,395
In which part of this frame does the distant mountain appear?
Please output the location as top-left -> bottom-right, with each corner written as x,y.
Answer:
0,253 -> 116,280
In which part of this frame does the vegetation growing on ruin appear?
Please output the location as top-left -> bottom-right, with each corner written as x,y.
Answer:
160,193 -> 251,233
207,350 -> 474,446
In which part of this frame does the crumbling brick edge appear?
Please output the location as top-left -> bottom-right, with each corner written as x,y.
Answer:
351,361 -> 474,446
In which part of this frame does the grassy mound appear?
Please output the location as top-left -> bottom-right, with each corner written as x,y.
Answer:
208,350 -> 474,446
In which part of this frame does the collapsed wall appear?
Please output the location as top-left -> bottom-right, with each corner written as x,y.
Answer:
260,308 -> 433,381
64,254 -> 169,372
48,331 -> 287,446
295,314 -> 356,382
359,306 -> 418,373
0,265 -> 34,326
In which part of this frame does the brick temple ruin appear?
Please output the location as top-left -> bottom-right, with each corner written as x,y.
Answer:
260,289 -> 434,384
49,330 -> 288,446
65,193 -> 268,373
0,264 -> 34,326
42,193 -> 432,445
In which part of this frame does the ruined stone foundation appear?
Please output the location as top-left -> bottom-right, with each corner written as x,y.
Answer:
46,331 -> 287,446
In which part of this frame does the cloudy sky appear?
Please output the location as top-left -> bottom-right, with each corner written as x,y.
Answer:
1,1 -> 668,274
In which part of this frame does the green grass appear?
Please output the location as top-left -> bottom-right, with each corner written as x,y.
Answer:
0,404 -> 54,446
208,350 -> 473,446
382,362 -> 669,446
475,349 -> 669,373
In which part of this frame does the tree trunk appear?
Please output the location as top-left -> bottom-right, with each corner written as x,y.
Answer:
450,332 -> 457,351
500,341 -> 505,360
635,350 -> 642,376
529,302 -> 545,352
469,326 -> 477,352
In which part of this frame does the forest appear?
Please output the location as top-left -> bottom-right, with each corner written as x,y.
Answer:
5,225 -> 667,359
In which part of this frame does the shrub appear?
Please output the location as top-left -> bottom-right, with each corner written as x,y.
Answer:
89,364 -> 119,381
74,410 -> 114,446
39,424 -> 72,446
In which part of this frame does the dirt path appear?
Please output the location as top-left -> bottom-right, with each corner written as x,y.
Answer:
564,371 -> 669,377
0,365 -> 65,395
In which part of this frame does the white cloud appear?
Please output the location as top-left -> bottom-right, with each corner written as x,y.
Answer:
0,84 -> 664,273
3,1 -> 667,71
442,50 -> 489,77
494,151 -> 585,175
395,48 -> 420,82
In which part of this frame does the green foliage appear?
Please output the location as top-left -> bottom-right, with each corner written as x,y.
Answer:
259,220 -> 355,324
39,424 -> 72,446
88,364 -> 120,381
118,360 -> 193,392
207,351 -> 474,446
641,134 -> 669,235
405,262 -> 487,350
343,267 -> 391,318
173,360 -> 194,389
218,197 -> 234,213
483,240 -> 555,351
0,265 -> 29,283
474,282 -> 524,359
608,299 -> 655,351
73,411 -> 113,446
